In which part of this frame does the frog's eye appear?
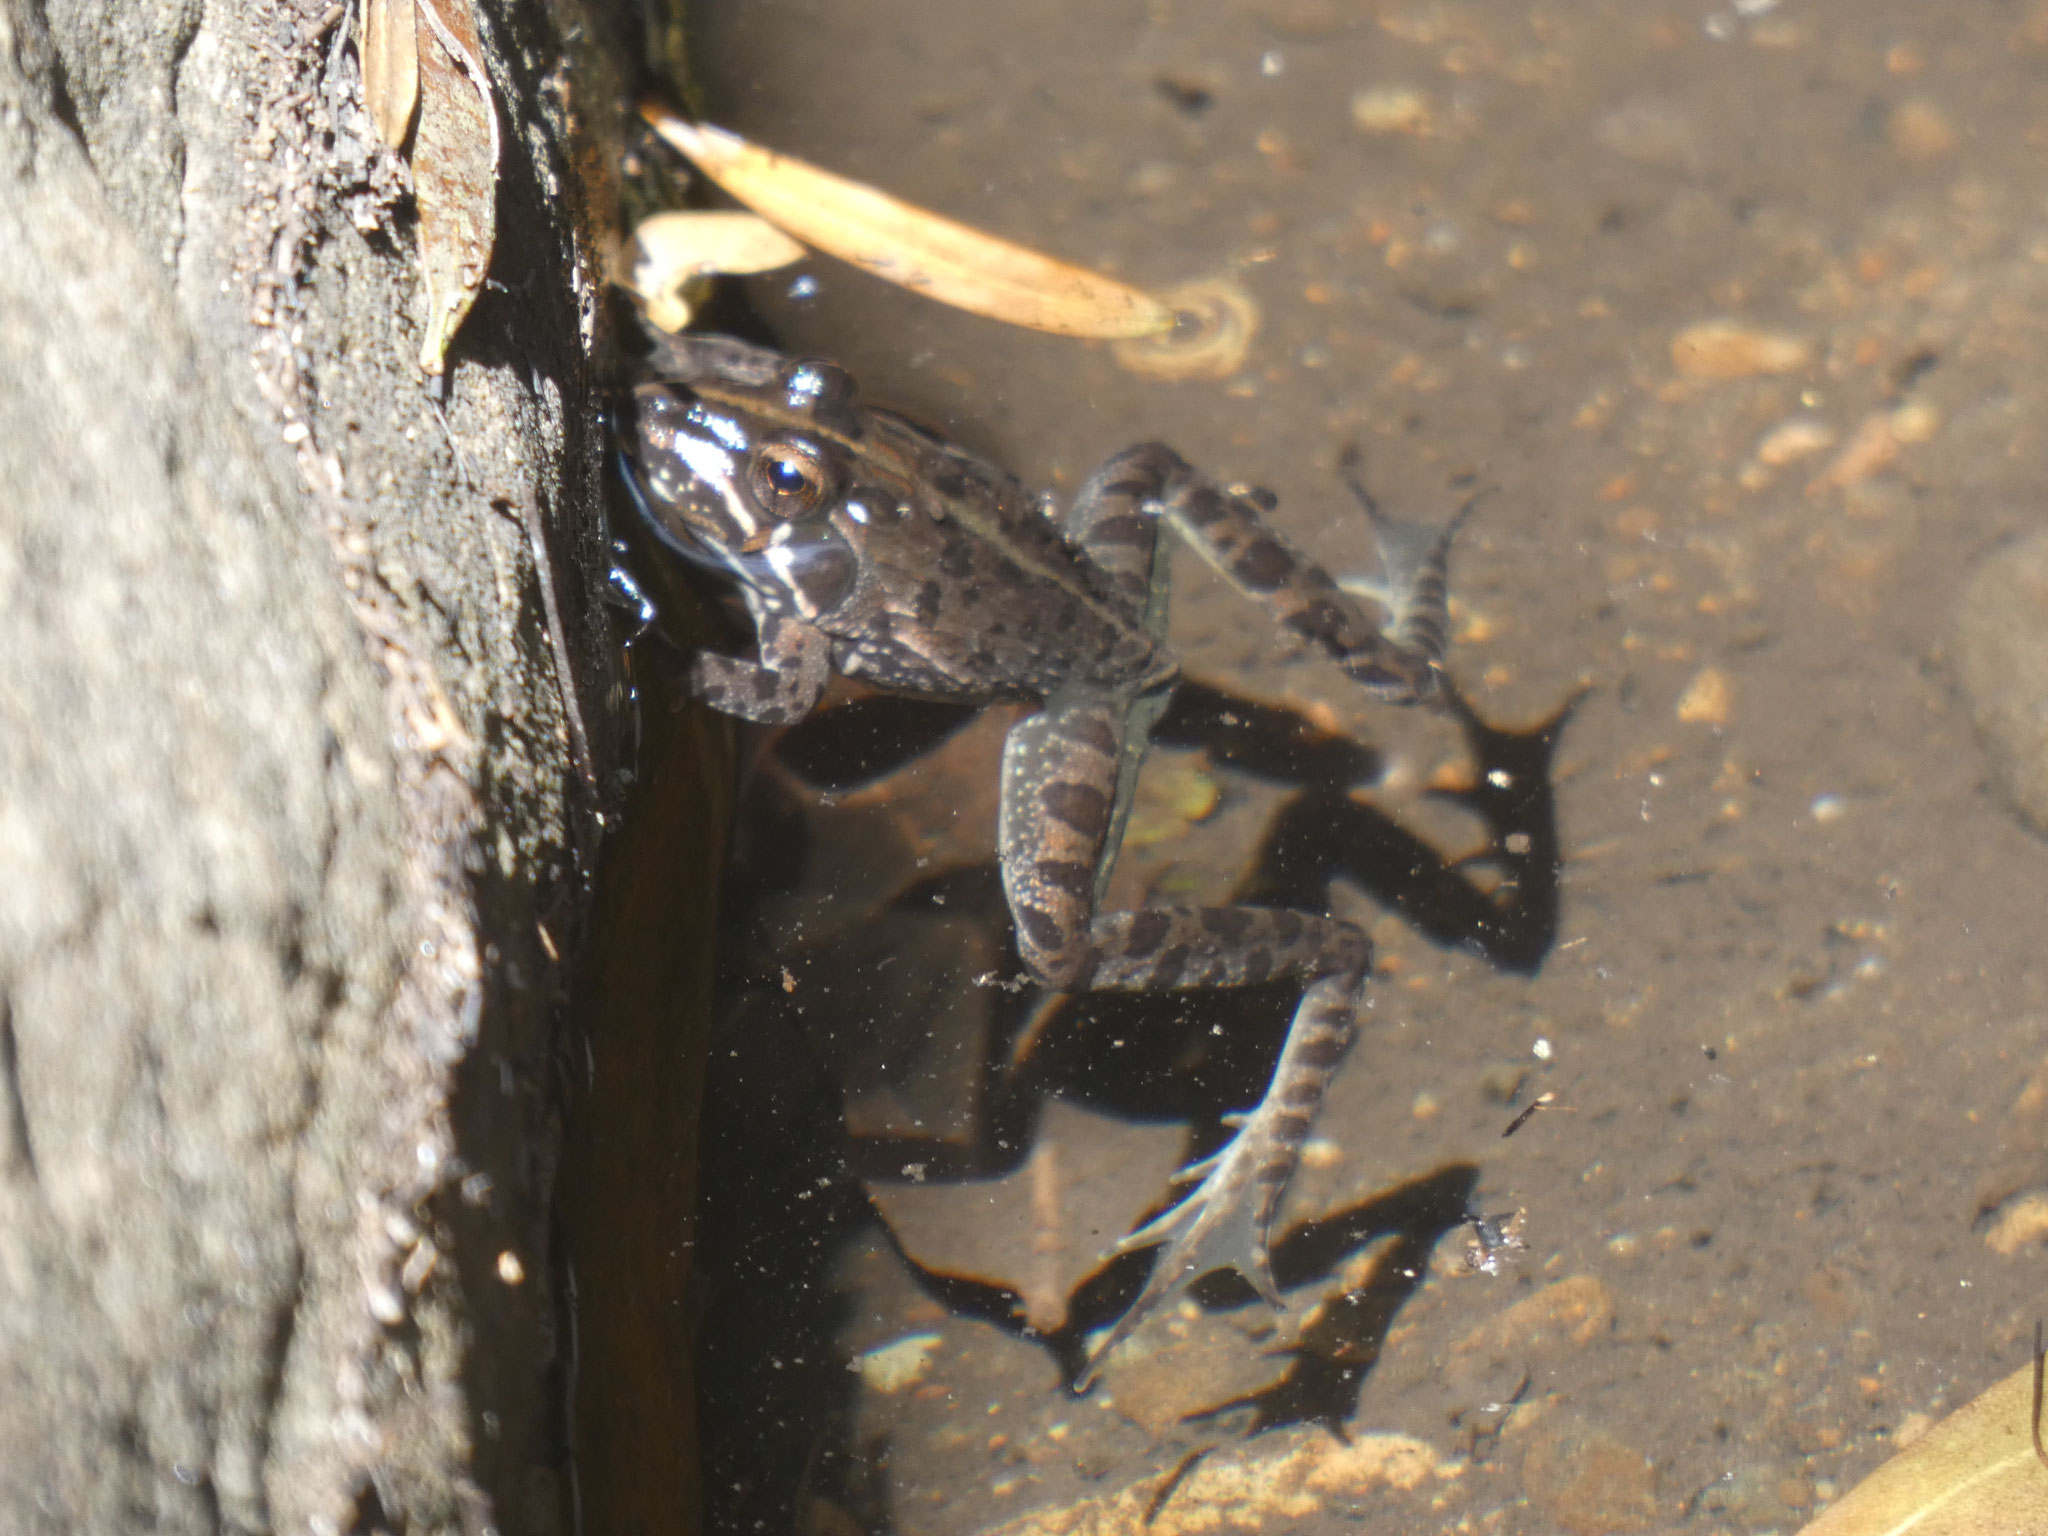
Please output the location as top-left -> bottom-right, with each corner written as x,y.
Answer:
747,437 -> 835,519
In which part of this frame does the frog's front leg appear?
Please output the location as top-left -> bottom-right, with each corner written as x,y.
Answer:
999,695 -> 1370,1380
1083,444 -> 1458,702
691,594 -> 831,724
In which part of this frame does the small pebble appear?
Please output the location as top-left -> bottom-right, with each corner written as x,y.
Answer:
1953,528 -> 2048,833
856,1333 -> 943,1393
1755,416 -> 1835,466
1888,97 -> 1958,160
1350,86 -> 1432,135
1670,319 -> 1810,379
1983,1192 -> 2048,1254
1676,666 -> 1732,725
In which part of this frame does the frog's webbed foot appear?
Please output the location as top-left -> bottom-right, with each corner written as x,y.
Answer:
1121,446 -> 1462,705
1075,969 -> 1362,1389
1337,478 -> 1481,684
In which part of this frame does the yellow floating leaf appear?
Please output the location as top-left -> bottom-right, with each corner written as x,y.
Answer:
640,109 -> 1173,340
1797,1357 -> 2048,1536
625,210 -> 807,334
358,0 -> 419,151
413,0 -> 498,374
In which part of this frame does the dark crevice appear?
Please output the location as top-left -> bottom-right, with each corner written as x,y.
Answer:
0,998 -> 38,1181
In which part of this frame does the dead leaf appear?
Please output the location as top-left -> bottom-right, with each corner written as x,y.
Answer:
358,0 -> 419,151
625,209 -> 807,333
864,1099 -> 1185,1333
1797,1357 -> 2048,1535
412,0 -> 498,373
640,109 -> 1174,340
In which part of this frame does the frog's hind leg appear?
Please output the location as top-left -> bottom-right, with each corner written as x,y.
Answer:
1072,969 -> 1363,1388
998,697 -> 1370,1381
1338,475 -> 1480,672
1058,447 -> 1180,904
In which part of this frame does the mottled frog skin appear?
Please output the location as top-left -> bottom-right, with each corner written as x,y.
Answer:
625,330 -> 1460,1381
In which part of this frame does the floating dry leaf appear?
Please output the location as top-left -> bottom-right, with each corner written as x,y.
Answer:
358,0 -> 419,151
1796,1358 -> 2048,1536
641,109 -> 1174,340
1112,276 -> 1260,380
412,0 -> 498,373
626,209 -> 808,333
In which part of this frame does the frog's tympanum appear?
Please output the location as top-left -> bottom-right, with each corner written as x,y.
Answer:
625,330 -> 1461,1380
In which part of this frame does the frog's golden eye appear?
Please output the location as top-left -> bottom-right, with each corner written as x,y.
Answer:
747,437 -> 835,519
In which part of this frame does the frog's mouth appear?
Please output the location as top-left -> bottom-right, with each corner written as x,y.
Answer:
614,445 -> 729,574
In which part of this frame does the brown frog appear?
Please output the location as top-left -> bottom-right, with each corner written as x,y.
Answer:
624,329 -> 1460,1380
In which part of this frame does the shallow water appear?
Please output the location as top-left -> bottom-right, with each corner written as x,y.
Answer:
682,3 -> 2048,1531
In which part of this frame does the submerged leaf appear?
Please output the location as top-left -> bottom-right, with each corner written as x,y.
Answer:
412,0 -> 498,373
358,0 -> 419,151
641,110 -> 1174,340
865,1099 -> 1185,1334
1797,1358 -> 2048,1535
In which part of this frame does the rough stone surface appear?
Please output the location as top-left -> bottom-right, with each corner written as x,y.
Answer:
0,0 -> 626,1529
1954,527 -> 2048,837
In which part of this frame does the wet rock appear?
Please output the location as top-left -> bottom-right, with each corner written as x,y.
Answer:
1953,528 -> 2048,834
1450,1274 -> 1615,1368
1444,1274 -> 1616,1413
1522,1418 -> 1660,1535
1889,97 -> 1959,161
1676,666 -> 1732,726
974,1424 -> 1449,1535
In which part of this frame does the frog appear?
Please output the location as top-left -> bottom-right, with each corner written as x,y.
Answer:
622,328 -> 1463,1382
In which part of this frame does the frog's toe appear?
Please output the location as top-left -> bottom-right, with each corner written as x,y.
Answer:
1078,1138 -> 1287,1388
1338,487 -> 1478,678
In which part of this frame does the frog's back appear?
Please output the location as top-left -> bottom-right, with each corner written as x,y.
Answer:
823,411 -> 1168,704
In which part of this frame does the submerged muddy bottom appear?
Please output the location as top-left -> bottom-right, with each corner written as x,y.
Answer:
679,2 -> 2048,1532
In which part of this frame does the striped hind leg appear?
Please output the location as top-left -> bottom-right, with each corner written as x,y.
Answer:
1073,967 -> 1364,1387
998,697 -> 1373,1378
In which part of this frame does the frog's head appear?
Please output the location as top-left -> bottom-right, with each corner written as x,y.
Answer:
626,333 -> 865,617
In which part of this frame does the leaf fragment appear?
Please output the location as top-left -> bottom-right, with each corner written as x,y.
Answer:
358,0 -> 419,151
411,0 -> 498,373
640,109 -> 1174,340
1797,1358 -> 2048,1536
625,210 -> 807,334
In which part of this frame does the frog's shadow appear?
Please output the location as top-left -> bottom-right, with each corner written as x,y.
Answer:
781,673 -> 1575,1138
775,677 -> 1571,1341
692,676 -> 1574,1526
